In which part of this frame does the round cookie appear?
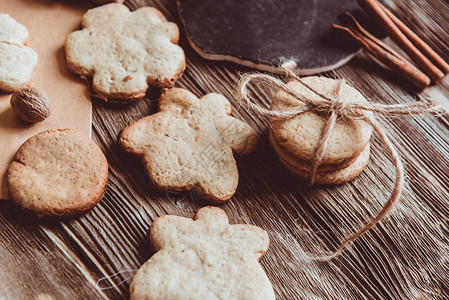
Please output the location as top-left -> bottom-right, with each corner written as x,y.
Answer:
269,131 -> 359,172
7,129 -> 108,217
270,76 -> 373,166
278,143 -> 371,185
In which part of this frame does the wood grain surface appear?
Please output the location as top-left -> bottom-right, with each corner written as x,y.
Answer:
1,0 -> 449,299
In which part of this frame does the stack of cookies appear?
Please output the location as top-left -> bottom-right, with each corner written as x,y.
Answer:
269,76 -> 373,185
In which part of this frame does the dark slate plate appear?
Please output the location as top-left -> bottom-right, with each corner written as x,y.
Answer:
177,0 -> 384,74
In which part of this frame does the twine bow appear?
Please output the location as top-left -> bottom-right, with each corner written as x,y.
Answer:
237,64 -> 443,260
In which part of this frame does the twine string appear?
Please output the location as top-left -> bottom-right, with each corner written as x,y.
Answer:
236,64 -> 443,259
238,72 -> 442,119
309,80 -> 347,184
318,115 -> 404,260
96,269 -> 137,290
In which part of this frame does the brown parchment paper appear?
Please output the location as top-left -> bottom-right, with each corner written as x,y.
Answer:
0,0 -> 94,199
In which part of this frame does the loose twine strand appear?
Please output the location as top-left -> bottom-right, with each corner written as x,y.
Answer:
96,269 -> 137,290
237,63 -> 444,260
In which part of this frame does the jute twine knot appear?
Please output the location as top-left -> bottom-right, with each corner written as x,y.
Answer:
237,62 -> 444,260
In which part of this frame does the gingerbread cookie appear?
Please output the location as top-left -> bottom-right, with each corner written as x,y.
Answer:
269,76 -> 373,184
0,14 -> 38,93
130,206 -> 275,300
65,4 -> 185,102
7,129 -> 108,217
120,88 -> 257,203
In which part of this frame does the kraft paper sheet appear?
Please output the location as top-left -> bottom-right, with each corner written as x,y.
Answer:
0,0 -> 93,199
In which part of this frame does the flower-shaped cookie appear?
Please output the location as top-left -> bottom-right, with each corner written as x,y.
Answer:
120,88 -> 257,203
130,206 -> 275,300
0,14 -> 38,93
64,4 -> 186,102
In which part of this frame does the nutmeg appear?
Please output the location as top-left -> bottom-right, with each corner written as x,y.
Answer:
10,87 -> 52,123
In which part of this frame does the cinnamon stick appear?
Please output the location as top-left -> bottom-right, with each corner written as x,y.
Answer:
380,4 -> 449,75
358,0 -> 445,83
333,13 -> 430,90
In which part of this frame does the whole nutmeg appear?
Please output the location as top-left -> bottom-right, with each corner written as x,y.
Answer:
10,87 -> 52,123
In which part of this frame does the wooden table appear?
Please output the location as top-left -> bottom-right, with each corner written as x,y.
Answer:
1,0 -> 449,299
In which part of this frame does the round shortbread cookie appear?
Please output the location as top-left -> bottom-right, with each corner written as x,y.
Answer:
277,142 -> 371,185
0,14 -> 38,93
7,129 -> 109,217
270,76 -> 372,166
269,130 -> 359,172
0,43 -> 38,93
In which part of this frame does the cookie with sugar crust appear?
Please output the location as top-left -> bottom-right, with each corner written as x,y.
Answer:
64,4 -> 185,102
129,206 -> 275,300
120,88 -> 258,203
